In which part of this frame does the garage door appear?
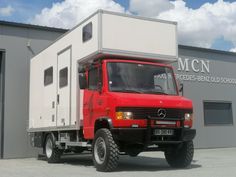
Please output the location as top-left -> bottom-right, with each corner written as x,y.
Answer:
0,51 -> 5,158
0,51 -> 2,158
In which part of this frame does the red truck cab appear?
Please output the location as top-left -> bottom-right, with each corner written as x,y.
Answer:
79,58 -> 196,171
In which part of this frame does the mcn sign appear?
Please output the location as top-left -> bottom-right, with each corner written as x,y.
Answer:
177,58 -> 210,73
176,58 -> 236,85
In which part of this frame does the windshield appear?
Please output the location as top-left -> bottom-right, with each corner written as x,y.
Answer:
107,62 -> 177,95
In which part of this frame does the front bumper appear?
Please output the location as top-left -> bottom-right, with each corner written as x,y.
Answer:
111,127 -> 196,145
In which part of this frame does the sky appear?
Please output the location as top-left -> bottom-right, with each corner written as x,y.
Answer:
0,0 -> 236,52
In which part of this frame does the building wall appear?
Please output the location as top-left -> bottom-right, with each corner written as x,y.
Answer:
0,23 -> 236,158
0,24 -> 65,158
174,46 -> 236,148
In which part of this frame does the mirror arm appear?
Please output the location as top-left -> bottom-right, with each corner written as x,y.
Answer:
179,83 -> 184,96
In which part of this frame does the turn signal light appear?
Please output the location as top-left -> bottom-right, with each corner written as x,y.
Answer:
116,112 -> 123,120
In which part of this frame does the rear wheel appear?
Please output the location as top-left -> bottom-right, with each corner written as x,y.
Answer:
92,128 -> 119,172
164,140 -> 194,168
45,134 -> 62,163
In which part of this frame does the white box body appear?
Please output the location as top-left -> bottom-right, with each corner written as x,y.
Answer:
29,10 -> 178,131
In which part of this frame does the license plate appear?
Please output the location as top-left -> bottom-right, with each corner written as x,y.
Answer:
153,129 -> 174,136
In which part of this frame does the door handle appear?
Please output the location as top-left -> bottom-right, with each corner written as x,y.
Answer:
97,99 -> 103,105
52,101 -> 55,108
57,94 -> 60,104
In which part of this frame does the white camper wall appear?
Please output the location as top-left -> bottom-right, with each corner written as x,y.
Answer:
101,12 -> 177,62
29,57 -> 44,128
29,14 -> 99,130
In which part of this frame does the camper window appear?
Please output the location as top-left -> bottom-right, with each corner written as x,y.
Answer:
44,67 -> 53,86
82,22 -> 92,42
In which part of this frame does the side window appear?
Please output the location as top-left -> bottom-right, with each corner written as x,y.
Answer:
153,68 -> 176,95
59,67 -> 68,88
88,68 -> 98,90
82,22 -> 92,42
44,67 -> 53,86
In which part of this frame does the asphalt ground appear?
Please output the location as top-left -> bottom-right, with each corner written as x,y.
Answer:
0,147 -> 236,177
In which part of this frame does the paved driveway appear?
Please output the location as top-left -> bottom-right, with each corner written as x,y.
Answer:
0,148 -> 235,177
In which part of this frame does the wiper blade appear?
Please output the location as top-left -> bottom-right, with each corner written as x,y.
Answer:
111,89 -> 168,94
155,92 -> 168,95
112,89 -> 143,93
144,91 -> 168,95
123,89 -> 143,93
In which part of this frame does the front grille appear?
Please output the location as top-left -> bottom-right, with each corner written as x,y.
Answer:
116,107 -> 192,120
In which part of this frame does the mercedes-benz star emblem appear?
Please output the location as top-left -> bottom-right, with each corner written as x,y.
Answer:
157,109 -> 166,119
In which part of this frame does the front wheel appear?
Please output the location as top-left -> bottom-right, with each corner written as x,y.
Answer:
164,140 -> 194,168
92,128 -> 119,172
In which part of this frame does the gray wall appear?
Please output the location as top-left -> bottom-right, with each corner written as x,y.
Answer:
0,24 -> 65,158
1,22 -> 236,158
173,46 -> 236,148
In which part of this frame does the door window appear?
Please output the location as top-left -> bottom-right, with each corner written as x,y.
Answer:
88,68 -> 98,90
59,67 -> 68,88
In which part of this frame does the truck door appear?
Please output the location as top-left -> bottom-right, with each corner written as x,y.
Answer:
83,65 -> 104,138
57,47 -> 71,126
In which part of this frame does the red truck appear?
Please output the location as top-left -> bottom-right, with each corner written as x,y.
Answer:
29,10 -> 196,172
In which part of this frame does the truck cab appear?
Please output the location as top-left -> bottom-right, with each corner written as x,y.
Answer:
79,58 -> 196,171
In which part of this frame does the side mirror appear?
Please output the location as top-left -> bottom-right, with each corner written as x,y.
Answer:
79,73 -> 87,89
178,81 -> 184,96
78,65 -> 86,73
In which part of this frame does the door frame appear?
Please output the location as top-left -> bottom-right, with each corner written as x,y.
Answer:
0,49 -> 6,159
56,45 -> 72,127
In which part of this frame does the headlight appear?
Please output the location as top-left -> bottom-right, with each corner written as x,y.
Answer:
185,113 -> 192,120
116,112 -> 133,120
184,113 -> 193,128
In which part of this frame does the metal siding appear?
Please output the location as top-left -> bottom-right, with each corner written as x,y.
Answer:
0,25 -> 64,158
173,47 -> 236,148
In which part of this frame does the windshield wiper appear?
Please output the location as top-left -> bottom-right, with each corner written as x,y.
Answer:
143,91 -> 168,95
111,89 -> 168,95
112,89 -> 143,93
123,89 -> 144,93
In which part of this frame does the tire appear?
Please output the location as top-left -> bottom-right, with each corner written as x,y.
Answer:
164,140 -> 194,168
92,128 -> 119,172
45,134 -> 62,163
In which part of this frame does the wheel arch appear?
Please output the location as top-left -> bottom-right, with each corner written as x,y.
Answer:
94,117 -> 113,134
